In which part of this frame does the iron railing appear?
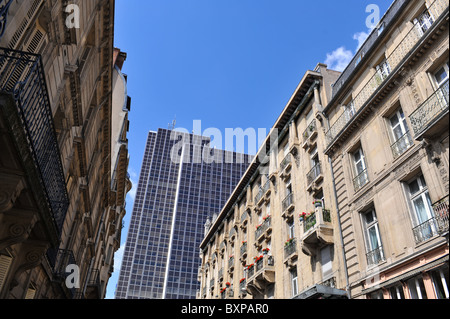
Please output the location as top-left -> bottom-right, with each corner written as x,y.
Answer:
240,242 -> 247,256
282,193 -> 294,212
284,238 -> 297,259
412,218 -> 438,244
366,246 -> 385,266
0,48 -> 69,234
255,216 -> 271,239
391,131 -> 414,159
306,162 -> 322,186
255,179 -> 270,203
409,79 -> 449,138
353,169 -> 369,192
280,153 -> 291,171
325,0 -> 448,146
302,119 -> 317,142
432,195 -> 449,235
304,212 -> 316,233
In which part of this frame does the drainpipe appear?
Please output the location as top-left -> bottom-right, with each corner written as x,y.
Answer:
328,156 -> 351,299
321,103 -> 351,298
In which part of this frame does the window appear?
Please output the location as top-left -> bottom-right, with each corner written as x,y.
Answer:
433,63 -> 449,106
361,209 -> 384,266
344,100 -> 356,122
407,276 -> 428,299
352,147 -> 369,191
407,175 -> 436,243
320,246 -> 332,278
430,266 -> 450,299
290,267 -> 298,297
375,58 -> 391,84
389,108 -> 413,158
413,9 -> 434,36
287,220 -> 295,239
389,285 -> 406,299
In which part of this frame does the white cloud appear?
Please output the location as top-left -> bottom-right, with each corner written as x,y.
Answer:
325,29 -> 372,72
126,167 -> 138,201
105,243 -> 126,299
325,46 -> 354,72
353,31 -> 370,50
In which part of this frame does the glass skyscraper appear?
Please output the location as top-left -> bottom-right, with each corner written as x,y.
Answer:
115,128 -> 252,299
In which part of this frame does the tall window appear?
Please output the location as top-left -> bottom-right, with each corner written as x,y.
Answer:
375,58 -> 391,84
407,276 -> 428,299
290,267 -> 298,297
414,9 -> 435,36
361,209 -> 384,266
389,285 -> 406,299
434,62 -> 449,105
407,175 -> 436,243
389,108 -> 413,158
287,220 -> 295,239
430,266 -> 450,299
352,147 -> 369,191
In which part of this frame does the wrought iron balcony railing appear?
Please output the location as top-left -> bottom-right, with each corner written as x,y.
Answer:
284,238 -> 297,259
325,0 -> 448,146
412,217 -> 439,244
306,162 -> 322,186
280,153 -> 291,171
432,195 -> 449,235
353,169 -> 369,192
409,79 -> 449,138
255,216 -> 271,239
255,179 -> 270,204
0,48 -> 69,234
390,131 -> 414,159
282,192 -> 294,212
366,245 -> 385,266
302,119 -> 317,143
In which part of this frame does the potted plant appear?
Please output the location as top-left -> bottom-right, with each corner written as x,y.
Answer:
239,278 -> 246,284
262,248 -> 270,255
299,212 -> 307,221
225,282 -> 231,287
313,200 -> 322,208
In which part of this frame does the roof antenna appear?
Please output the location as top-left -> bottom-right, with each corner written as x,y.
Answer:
168,115 -> 176,130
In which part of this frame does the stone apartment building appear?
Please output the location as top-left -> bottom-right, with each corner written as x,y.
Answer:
323,0 -> 448,299
0,0 -> 129,299
198,0 -> 449,300
198,63 -> 350,299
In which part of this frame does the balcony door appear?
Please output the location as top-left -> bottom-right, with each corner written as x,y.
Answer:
407,175 -> 436,242
389,108 -> 412,157
434,62 -> 449,106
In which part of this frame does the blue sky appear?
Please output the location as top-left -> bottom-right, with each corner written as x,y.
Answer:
105,0 -> 393,299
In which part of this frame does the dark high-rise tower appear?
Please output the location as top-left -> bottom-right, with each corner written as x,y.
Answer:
115,128 -> 252,299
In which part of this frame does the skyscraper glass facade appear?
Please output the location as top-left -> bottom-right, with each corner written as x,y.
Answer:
115,128 -> 251,299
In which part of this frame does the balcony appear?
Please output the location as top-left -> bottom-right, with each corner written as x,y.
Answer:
325,0 -> 448,149
433,195 -> 449,236
246,255 -> 275,295
279,153 -> 292,179
0,48 -> 69,236
300,207 -> 333,256
255,215 -> 272,242
302,119 -> 318,150
254,179 -> 271,206
409,79 -> 449,140
281,193 -> 295,220
284,238 -> 298,267
390,131 -> 414,159
366,246 -> 385,267
306,162 -> 323,192
353,169 -> 369,192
